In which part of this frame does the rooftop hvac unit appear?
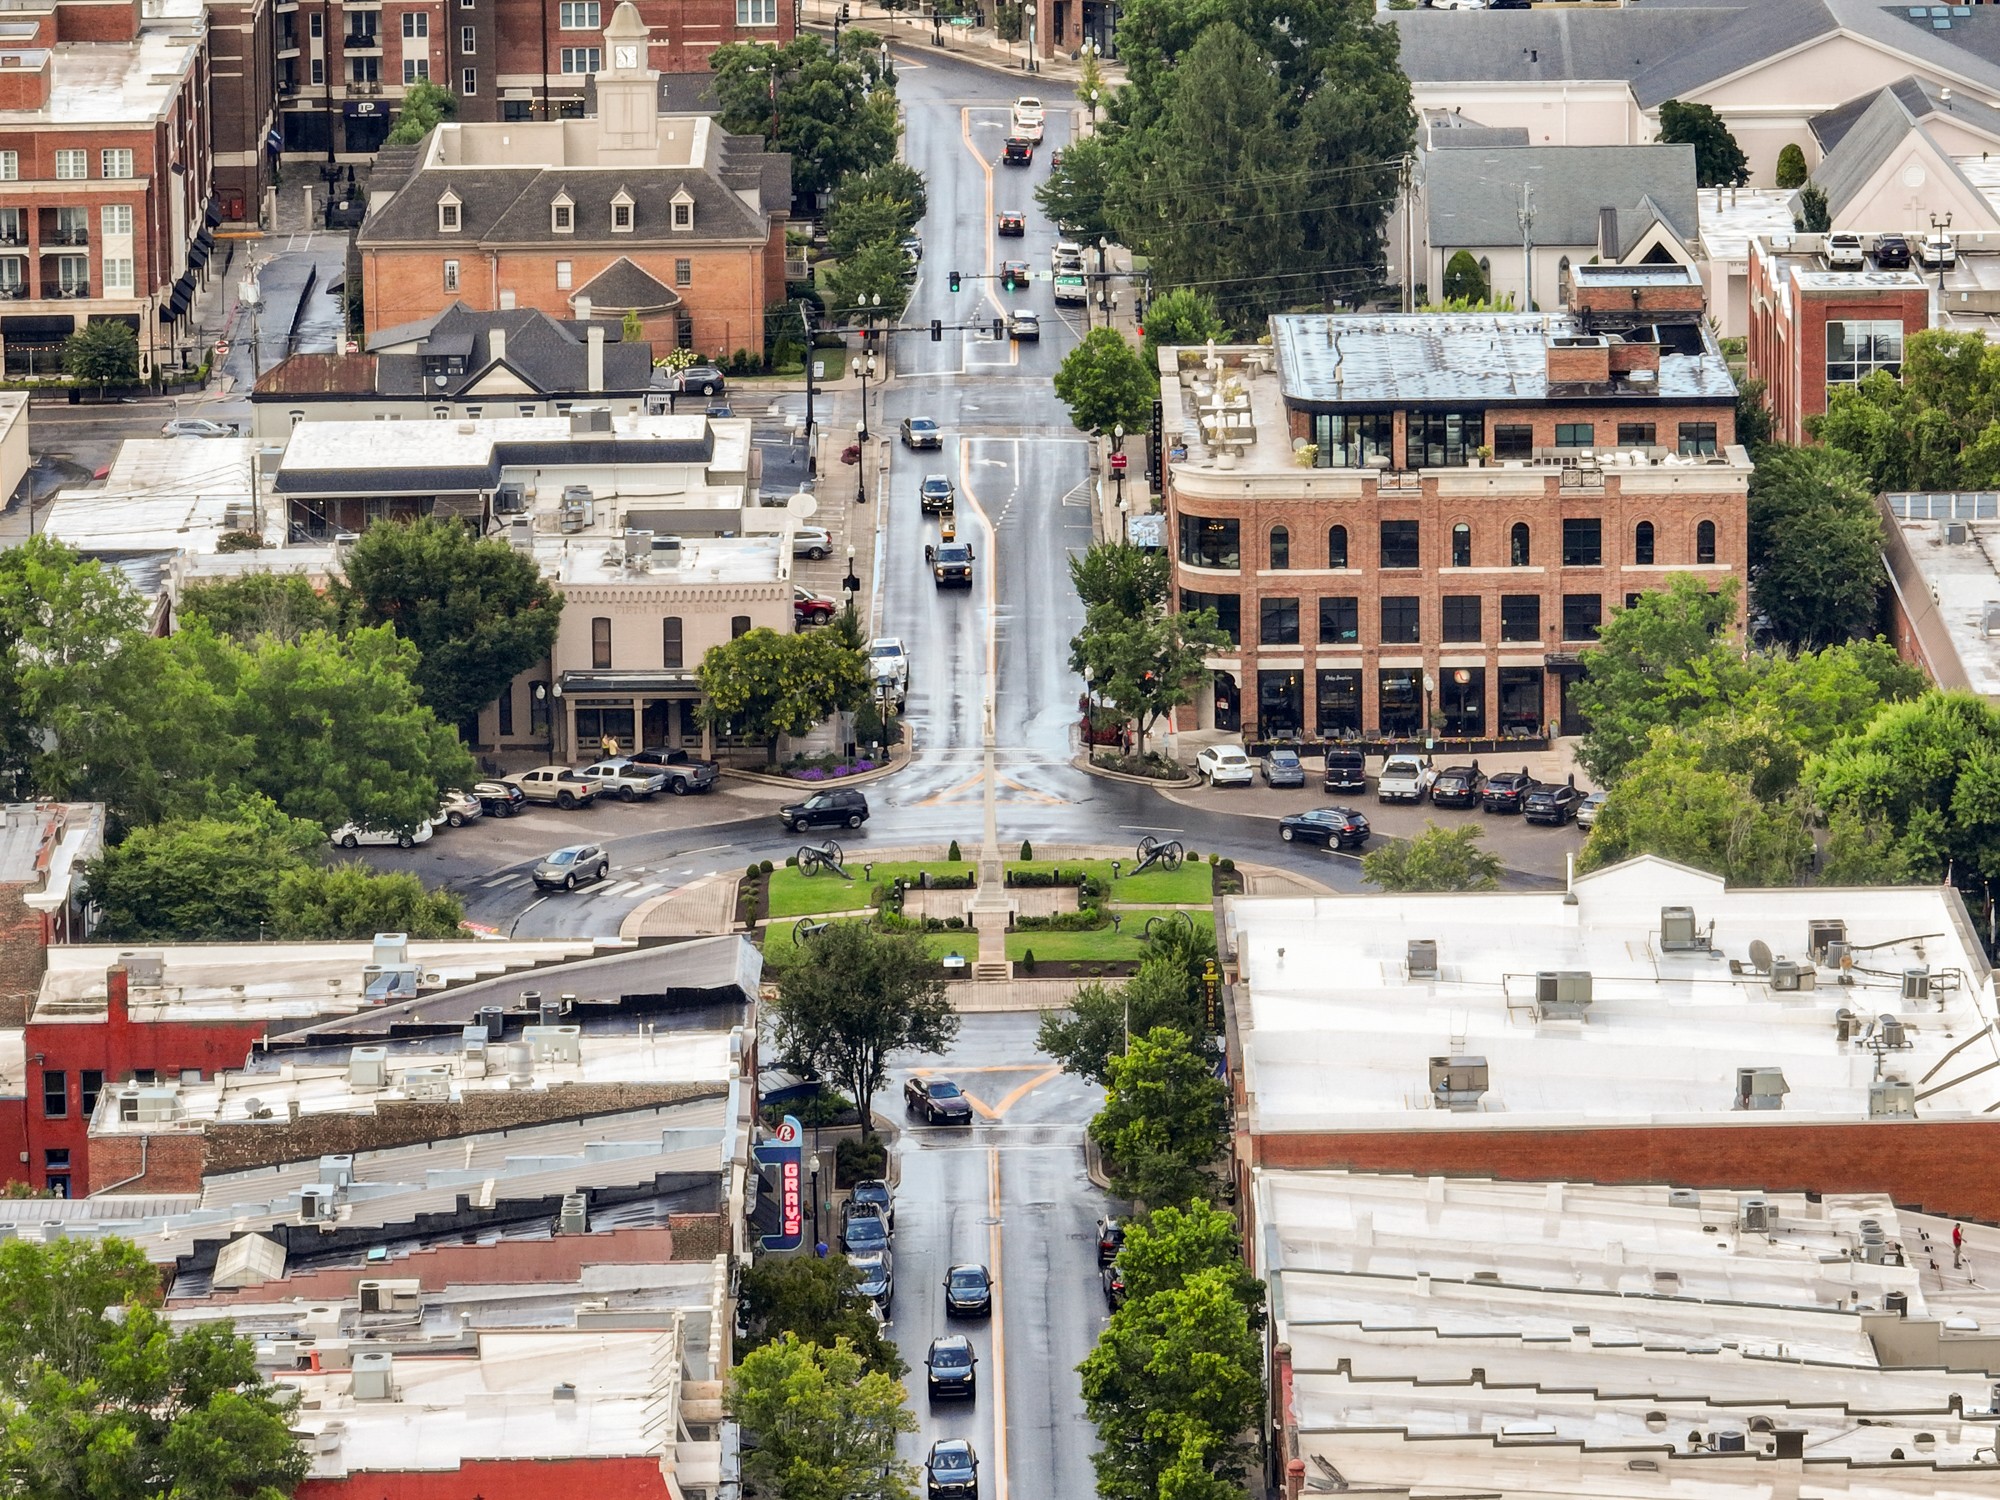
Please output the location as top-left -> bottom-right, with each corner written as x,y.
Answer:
623,528 -> 655,557
400,1066 -> 451,1101
506,1043 -> 535,1088
1769,958 -> 1804,992
1835,1007 -> 1860,1042
1407,939 -> 1438,978
348,1047 -> 389,1091
1668,1188 -> 1702,1210
538,993 -> 569,1025
1947,520 -> 1969,545
1876,1014 -> 1910,1050
358,1279 -> 421,1314
1984,603 -> 2000,639
653,535 -> 683,568
557,1193 -> 588,1235
372,932 -> 409,968
559,487 -> 594,532
318,1154 -> 355,1188
1903,967 -> 1931,1000
1535,970 -> 1593,1019
119,1085 -> 182,1124
1738,1196 -> 1774,1234
1659,906 -> 1706,952
1713,1432 -> 1747,1454
495,481 -> 527,515
351,1350 -> 395,1401
118,952 -> 165,988
1823,940 -> 1850,970
1869,1079 -> 1917,1118
1807,921 -> 1849,964
461,1027 -> 489,1077
476,1005 -> 506,1042
1736,1067 -> 1789,1111
1428,1054 -> 1490,1112
298,1184 -> 339,1223
523,1024 -> 583,1065
570,407 -> 613,434
508,517 -> 534,552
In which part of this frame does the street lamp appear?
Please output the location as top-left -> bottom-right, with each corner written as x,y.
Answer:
1931,209 -> 1954,295
1422,672 -> 1436,751
809,1154 -> 822,1249
851,349 -> 878,439
855,420 -> 868,505
843,544 -> 860,618
1023,0 -> 1036,71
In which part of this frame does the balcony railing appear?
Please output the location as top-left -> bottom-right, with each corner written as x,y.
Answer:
348,79 -> 381,94
43,228 -> 87,246
50,283 -> 89,299
343,31 -> 382,48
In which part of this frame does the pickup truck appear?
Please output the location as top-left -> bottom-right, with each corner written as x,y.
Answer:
1375,756 -> 1435,804
630,747 -> 720,795
1053,272 -> 1087,306
931,541 -> 975,588
506,765 -> 600,809
575,757 -> 668,802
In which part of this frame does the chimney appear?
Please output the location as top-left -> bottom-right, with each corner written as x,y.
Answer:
575,295 -> 592,323
498,289 -> 516,310
105,963 -> 128,1027
587,325 -> 604,392
488,327 -> 506,365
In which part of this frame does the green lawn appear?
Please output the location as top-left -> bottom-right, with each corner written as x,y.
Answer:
764,860 -> 976,919
759,914 -> 978,966
1005,858 -> 1215,906
1005,911 -> 1216,963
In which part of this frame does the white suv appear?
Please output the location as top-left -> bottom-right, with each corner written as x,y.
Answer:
1011,96 -> 1045,141
1196,745 -> 1255,786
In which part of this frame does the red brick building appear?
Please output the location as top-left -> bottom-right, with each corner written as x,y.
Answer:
1162,266 -> 1749,745
1747,232 -> 1932,446
206,0 -> 279,221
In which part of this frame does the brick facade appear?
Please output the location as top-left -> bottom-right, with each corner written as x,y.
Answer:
297,1455 -> 674,1500
205,0 -> 277,221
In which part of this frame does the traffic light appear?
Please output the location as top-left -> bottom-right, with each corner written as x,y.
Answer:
1002,268 -> 1015,291
839,3 -> 849,16
930,319 -> 942,342
991,317 -> 1003,340
948,269 -> 961,293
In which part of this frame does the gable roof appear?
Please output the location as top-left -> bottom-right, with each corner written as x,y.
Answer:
1422,142 -> 1699,252
573,257 -> 682,315
1813,72 -> 2000,153
1807,81 -> 1992,218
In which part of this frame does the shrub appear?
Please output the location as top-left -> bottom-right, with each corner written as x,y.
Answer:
1775,142 -> 1808,189
1021,948 -> 1037,972
947,839 -> 962,861
746,863 -> 762,878
835,1136 -> 887,1186
785,854 -> 798,867
1219,857 -> 1236,872
761,859 -> 775,875
1015,908 -> 1107,932
1019,840 -> 1033,860
1186,850 -> 1200,862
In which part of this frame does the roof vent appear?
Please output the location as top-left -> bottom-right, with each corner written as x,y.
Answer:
1429,1054 -> 1489,1111
1946,520 -> 1969,544
557,1193 -> 588,1235
554,1381 -> 578,1401
348,1046 -> 389,1090
1869,1079 -> 1917,1118
1668,1187 -> 1701,1209
1535,970 -> 1592,1020
1407,939 -> 1438,978
1738,1196 -> 1774,1233
1981,603 -> 2000,639
1659,906 -> 1707,952
1736,1067 -> 1788,1111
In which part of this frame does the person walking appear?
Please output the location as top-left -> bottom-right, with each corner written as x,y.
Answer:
1954,1222 -> 1965,1268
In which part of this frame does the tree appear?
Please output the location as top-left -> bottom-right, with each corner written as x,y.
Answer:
767,922 -> 958,1138
698,627 -> 869,764
836,161 -> 927,230
1810,329 -> 2000,493
821,237 -> 912,325
1795,181 -> 1831,233
826,192 -> 914,261
711,39 -> 897,197
1570,576 -> 1741,785
1034,134 -> 1117,245
1735,374 -> 1773,452
178,572 -> 341,645
727,1334 -> 919,1500
63,319 -> 138,393
1441,250 -> 1488,303
1139,286 -> 1226,375
1070,540 -> 1168,618
336,515 -> 563,733
85,816 -> 312,941
735,1255 -> 905,1377
1054,327 -> 1155,435
270,863 -> 465,940
1078,1266 -> 1263,1500
1090,1026 -> 1228,1209
385,78 -> 457,144
1115,1202 -> 1265,1325
1658,100 -> 1748,187
1038,955 -> 1209,1087
1747,443 -> 1886,648
621,308 -> 644,344
1579,732 -> 1816,885
1775,142 -> 1809,189
0,1237 -> 308,1500
1361,822 -> 1503,892
1071,604 -> 1233,756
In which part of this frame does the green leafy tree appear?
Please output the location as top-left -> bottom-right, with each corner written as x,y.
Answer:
725,1335 -> 918,1500
826,192 -> 914,260
1579,732 -> 1816,885
385,78 -> 457,144
63,320 -> 139,393
1658,100 -> 1748,187
1441,250 -> 1489,302
1070,540 -> 1169,618
735,1256 -> 905,1377
1054,327 -> 1155,434
1090,1026 -> 1228,1209
1039,955 -> 1208,1087
821,237 -> 913,324
621,308 -> 645,344
1078,1266 -> 1263,1500
178,572 -> 341,645
84,816 -> 313,940
767,922 -> 958,1138
837,161 -> 927,229
1034,134 -> 1117,245
698,627 -> 870,764
1810,329 -> 2000,493
1736,373 -> 1773,451
711,39 -> 897,197
1071,604 -> 1233,756
1361,822 -> 1503,892
270,863 -> 464,939
1139,286 -> 1226,374
1571,576 -> 1741,785
1115,1202 -> 1265,1325
1775,142 -> 1809,189
1747,443 -> 1886,648
336,515 -> 563,733
1795,181 -> 1831,233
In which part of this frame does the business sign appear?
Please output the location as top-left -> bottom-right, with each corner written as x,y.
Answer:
752,1114 -> 805,1252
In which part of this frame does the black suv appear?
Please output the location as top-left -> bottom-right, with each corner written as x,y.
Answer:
926,1336 -> 978,1400
1481,770 -> 1536,814
778,789 -> 869,832
1323,750 -> 1367,794
943,1263 -> 993,1318
1429,765 -> 1487,809
472,779 -> 527,817
1095,1217 -> 1125,1267
1524,782 -> 1584,825
1874,233 -> 1913,268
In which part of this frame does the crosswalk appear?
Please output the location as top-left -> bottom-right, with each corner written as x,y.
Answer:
470,870 -> 694,901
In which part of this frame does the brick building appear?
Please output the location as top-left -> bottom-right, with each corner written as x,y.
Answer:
205,0 -> 278,221
0,802 -> 102,1030
1161,266 -> 1748,745
0,0 -> 218,377
355,3 -> 788,356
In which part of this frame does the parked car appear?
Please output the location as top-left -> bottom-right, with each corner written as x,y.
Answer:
997,210 -> 1026,236
678,365 -> 727,396
850,1178 -> 894,1231
628,747 -> 720,794
1262,748 -> 1306,788
1874,233 -> 1913,268
851,1249 -> 894,1315
472,779 -> 527,817
329,821 -> 434,850
779,788 -> 870,832
1008,309 -> 1040,340
1376,756 -> 1435,804
920,474 -> 956,513
1428,764 -> 1487,809
900,233 -> 923,265
1095,1216 -> 1125,1267
926,1335 -> 978,1400
943,1263 -> 993,1317
161,417 -> 236,438
533,843 -> 610,890
905,1075 -> 973,1124
931,540 -> 975,588
1278,806 -> 1371,850
1052,240 -> 1085,272
1523,781 -> 1584,826
794,587 -> 838,624
1918,232 -> 1957,269
1431,0 -> 1485,9
926,1438 -> 979,1500
505,765 -> 600,809
841,1200 -> 889,1254
1576,789 -> 1608,829
1196,744 -> 1255,786
436,788 -> 484,828
1049,147 -> 1064,170
793,525 -> 833,560
1824,232 -> 1865,270
902,416 -> 943,449
1101,1258 -> 1127,1310
706,402 -> 734,419
1323,749 -> 1368,794
575,757 -> 667,801
1002,137 -> 1034,165
1481,769 -> 1536,814
1011,95 -> 1045,139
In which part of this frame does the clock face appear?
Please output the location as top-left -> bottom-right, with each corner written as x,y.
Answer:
614,44 -> 637,68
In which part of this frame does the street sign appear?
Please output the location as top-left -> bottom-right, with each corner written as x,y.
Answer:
949,14 -> 973,22
1110,452 -> 1129,472
213,341 -> 229,357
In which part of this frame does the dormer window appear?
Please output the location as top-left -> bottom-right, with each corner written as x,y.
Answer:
438,191 -> 462,233
670,189 -> 694,232
611,189 -> 634,232
551,192 -> 573,233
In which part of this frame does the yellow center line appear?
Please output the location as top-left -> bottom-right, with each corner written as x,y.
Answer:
956,442 -> 1002,732
987,1144 -> 1010,1500
959,105 -> 1019,370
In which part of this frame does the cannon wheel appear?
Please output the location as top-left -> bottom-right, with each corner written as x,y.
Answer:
794,917 -> 818,944
1161,841 -> 1185,871
796,845 -> 822,873
1137,834 -> 1162,861
820,840 -> 844,868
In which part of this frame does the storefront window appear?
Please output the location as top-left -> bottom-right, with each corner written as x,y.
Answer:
1257,670 -> 1303,736
1499,667 -> 1542,736
1316,670 -> 1362,737
1378,668 -> 1421,737
1178,514 -> 1240,570
1439,667 -> 1484,736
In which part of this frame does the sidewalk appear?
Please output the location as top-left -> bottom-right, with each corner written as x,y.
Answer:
801,0 -> 1128,86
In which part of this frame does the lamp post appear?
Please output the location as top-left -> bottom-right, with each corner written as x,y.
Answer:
851,349 -> 877,439
809,1154 -> 822,1250
855,419 -> 868,505
1023,0 -> 1036,71
1422,671 -> 1436,752
1931,209 -> 1954,296
843,544 -> 860,620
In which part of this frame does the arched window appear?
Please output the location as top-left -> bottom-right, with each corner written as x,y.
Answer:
1328,524 -> 1348,569
1269,525 -> 1290,569
1451,523 -> 1471,568
1696,520 -> 1716,564
1510,522 -> 1531,567
1558,255 -> 1572,304
1634,521 -> 1655,566
1478,255 -> 1491,282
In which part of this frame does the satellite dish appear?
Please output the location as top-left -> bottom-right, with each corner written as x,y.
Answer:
1748,939 -> 1773,974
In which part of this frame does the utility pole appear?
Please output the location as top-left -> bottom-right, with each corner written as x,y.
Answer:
1517,181 -> 1535,314
1401,154 -> 1416,313
801,301 -> 817,475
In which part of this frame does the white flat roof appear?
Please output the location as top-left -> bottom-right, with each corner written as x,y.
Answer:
278,410 -> 726,474
1231,856 -> 1997,1133
1883,505 -> 2000,698
41,439 -> 269,553
540,531 -> 783,586
1696,187 -> 1796,264
38,0 -> 204,126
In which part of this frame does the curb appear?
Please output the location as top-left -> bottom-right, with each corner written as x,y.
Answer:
721,745 -> 913,791
616,871 -> 743,943
1069,751 -> 1195,788
1083,1132 -> 1113,1193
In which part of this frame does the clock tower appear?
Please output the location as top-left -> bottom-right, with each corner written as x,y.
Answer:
596,1 -> 659,156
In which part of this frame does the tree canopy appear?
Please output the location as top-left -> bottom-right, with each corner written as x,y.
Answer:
1071,602 -> 1233,756
385,79 -> 456,144
734,1256 -> 904,1377
698,627 -> 870,762
178,573 -> 342,645
1034,134 -> 1117,245
711,38 -> 898,197
726,1334 -> 917,1500
1658,100 -> 1748,187
1138,287 -> 1225,375
1746,443 -> 1886,648
1070,540 -> 1169,620
64,321 -> 139,392
1114,1202 -> 1265,1324
1090,1025 -> 1228,1210
1775,142 -> 1808,189
1810,329 -> 2000,493
1361,822 -> 1502,892
1441,250 -> 1488,302
1054,327 -> 1156,435
1039,947 -> 1214,1087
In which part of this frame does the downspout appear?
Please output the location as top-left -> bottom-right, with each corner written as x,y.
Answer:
94,1132 -> 149,1195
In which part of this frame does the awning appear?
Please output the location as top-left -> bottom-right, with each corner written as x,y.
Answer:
193,223 -> 215,254
186,239 -> 209,270
557,669 -> 703,695
203,197 -> 221,227
158,273 -> 194,322
2,313 -> 72,342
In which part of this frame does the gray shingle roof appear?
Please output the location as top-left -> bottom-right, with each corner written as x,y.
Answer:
1813,72 -> 2000,153
573,257 -> 682,314
1627,0 -> 1839,108
1807,82 -> 1990,219
361,162 -> 769,248
1423,143 -> 1698,252
1387,7 -> 1742,88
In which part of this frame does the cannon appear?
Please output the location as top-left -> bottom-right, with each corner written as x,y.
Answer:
793,918 -> 832,944
1144,910 -> 1197,944
1132,834 -> 1185,875
796,840 -> 850,879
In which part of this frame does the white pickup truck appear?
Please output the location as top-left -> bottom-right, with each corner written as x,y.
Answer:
1376,755 -> 1436,804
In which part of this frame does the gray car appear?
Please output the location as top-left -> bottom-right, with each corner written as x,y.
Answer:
1262,749 -> 1306,788
533,843 -> 610,891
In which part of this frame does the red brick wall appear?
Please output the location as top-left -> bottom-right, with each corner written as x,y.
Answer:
0,885 -> 47,1028
0,60 -> 50,112
1746,248 -> 1930,445
1544,341 -> 1611,384
54,0 -> 140,43
1250,1119 -> 2000,1224
483,0 -> 793,97
82,1129 -> 204,1194
297,1455 -> 673,1500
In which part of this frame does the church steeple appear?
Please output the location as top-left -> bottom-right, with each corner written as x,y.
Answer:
595,1 -> 659,155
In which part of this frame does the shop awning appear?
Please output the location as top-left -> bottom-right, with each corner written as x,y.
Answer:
186,239 -> 209,270
2,313 -> 73,344
203,197 -> 222,227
